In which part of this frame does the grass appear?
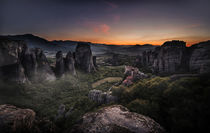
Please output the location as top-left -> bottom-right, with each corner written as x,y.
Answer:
92,77 -> 122,88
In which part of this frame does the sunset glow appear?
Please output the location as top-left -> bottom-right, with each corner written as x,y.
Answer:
1,0 -> 210,46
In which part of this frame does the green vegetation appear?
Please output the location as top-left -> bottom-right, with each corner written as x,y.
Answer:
0,66 -> 124,131
112,75 -> 210,133
0,61 -> 209,133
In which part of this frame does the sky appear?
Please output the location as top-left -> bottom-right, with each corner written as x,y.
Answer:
0,0 -> 210,46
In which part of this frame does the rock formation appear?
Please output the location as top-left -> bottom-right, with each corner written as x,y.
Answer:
0,104 -> 36,133
34,48 -> 56,81
75,42 -> 96,72
70,105 -> 165,133
122,66 -> 148,86
55,51 -> 65,78
189,41 -> 210,74
136,40 -> 210,74
21,45 -> 37,81
0,63 -> 27,83
88,89 -> 117,104
65,51 -> 76,76
0,37 -> 55,83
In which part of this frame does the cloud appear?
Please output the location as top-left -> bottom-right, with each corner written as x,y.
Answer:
80,20 -> 110,34
104,1 -> 118,9
113,14 -> 120,23
94,24 -> 110,34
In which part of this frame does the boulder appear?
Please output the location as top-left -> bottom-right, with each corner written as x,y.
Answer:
70,105 -> 165,133
75,42 -> 96,72
65,51 -> 76,76
55,51 -> 65,78
0,104 -> 36,133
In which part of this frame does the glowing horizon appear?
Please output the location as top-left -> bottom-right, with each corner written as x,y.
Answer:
1,0 -> 210,47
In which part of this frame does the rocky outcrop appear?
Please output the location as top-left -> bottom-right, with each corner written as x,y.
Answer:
88,89 -> 117,104
21,45 -> 37,81
0,63 -> 27,83
189,41 -> 210,74
55,51 -> 65,78
65,51 -> 76,76
137,40 -> 210,74
0,37 -> 26,66
75,42 -> 96,72
34,48 -> 56,81
71,105 -> 165,133
122,66 -> 148,86
0,104 -> 36,133
55,51 -> 77,78
0,37 -> 55,83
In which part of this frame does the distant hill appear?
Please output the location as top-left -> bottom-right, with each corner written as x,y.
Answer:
0,34 -> 157,56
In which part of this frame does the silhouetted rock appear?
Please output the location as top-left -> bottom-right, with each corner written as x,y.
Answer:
0,104 -> 36,133
65,51 -> 76,75
70,105 -> 165,133
75,42 -> 96,72
55,51 -> 65,78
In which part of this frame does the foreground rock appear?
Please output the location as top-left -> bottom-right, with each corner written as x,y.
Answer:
71,105 -> 165,133
75,42 -> 96,72
0,104 -> 56,133
0,104 -> 36,133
